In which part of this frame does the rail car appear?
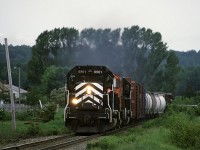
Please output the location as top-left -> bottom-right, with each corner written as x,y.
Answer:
64,66 -> 172,133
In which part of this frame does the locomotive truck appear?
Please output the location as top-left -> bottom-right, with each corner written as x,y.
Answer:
64,66 -> 171,133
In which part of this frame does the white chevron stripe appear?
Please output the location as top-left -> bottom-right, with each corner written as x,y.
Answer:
93,96 -> 102,104
76,95 -> 102,104
77,95 -> 92,103
75,83 -> 86,90
75,88 -> 86,98
75,83 -> 103,98
92,83 -> 103,91
75,83 -> 103,91
90,87 -> 103,98
74,82 -> 103,106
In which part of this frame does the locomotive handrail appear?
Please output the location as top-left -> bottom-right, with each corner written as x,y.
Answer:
109,90 -> 117,113
64,90 -> 69,121
112,84 -> 114,111
106,94 -> 112,123
130,91 -> 132,117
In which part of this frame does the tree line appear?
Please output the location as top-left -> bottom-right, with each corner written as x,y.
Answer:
27,26 -> 179,101
0,26 -> 199,105
0,44 -> 31,88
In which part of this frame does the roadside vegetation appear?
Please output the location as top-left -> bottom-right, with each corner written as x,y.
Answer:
87,96 -> 200,150
0,106 -> 70,146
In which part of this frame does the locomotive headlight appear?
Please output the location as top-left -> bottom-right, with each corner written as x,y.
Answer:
72,98 -> 78,105
86,85 -> 92,94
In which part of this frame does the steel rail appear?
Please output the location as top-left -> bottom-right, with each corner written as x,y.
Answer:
1,123 -> 141,150
1,133 -> 75,150
40,123 -> 141,150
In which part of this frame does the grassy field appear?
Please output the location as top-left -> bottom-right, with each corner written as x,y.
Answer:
87,98 -> 200,150
89,123 -> 184,150
87,124 -> 181,150
0,108 -> 70,145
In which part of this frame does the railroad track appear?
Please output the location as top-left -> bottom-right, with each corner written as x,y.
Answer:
1,133 -> 76,150
1,123 -> 140,150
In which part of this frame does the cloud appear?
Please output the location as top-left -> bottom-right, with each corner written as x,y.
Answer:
0,0 -> 200,51
0,33 -> 34,46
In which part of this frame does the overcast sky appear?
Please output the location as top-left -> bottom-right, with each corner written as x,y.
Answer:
0,0 -> 200,51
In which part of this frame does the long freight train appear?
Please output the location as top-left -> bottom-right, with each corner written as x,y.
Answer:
64,66 -> 172,133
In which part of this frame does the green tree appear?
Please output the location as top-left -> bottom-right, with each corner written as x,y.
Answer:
121,26 -> 168,88
40,66 -> 68,99
0,44 -> 31,88
28,28 -> 78,85
163,51 -> 180,93
26,86 -> 44,106
26,26 -> 183,96
78,28 -> 122,71
175,50 -> 200,67
50,87 -> 65,106
176,66 -> 200,96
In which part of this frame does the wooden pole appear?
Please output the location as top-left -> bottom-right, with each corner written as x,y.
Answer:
4,38 -> 16,131
19,67 -> 21,106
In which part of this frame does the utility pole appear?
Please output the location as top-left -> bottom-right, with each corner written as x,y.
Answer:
5,38 -> 16,131
14,67 -> 21,106
19,67 -> 20,106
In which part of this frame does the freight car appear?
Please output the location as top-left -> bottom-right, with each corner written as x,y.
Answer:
64,66 -> 170,133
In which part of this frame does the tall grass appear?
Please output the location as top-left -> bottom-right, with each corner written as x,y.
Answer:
87,127 -> 180,150
143,104 -> 200,149
0,121 -> 28,144
120,128 -> 180,150
87,97 -> 200,150
0,108 -> 69,145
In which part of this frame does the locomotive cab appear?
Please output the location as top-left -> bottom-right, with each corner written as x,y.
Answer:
64,66 -> 120,133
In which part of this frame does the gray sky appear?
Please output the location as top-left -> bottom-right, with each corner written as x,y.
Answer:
0,0 -> 200,51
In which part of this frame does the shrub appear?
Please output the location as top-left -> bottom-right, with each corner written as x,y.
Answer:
0,108 -> 6,121
41,102 -> 57,123
16,108 -> 43,121
170,117 -> 200,149
50,87 -> 65,107
195,104 -> 200,116
16,110 -> 32,121
1,110 -> 12,121
143,108 -> 192,129
185,107 -> 196,119
46,128 -> 59,136
167,103 -> 197,119
27,122 -> 40,136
